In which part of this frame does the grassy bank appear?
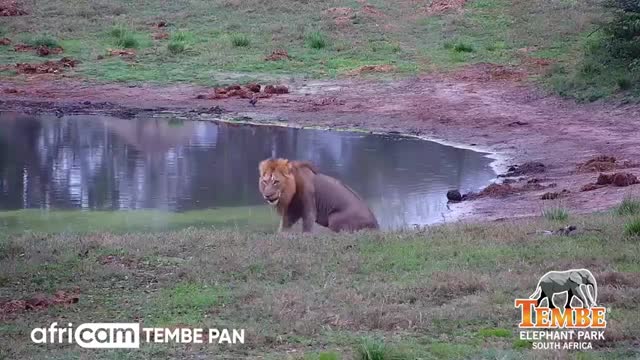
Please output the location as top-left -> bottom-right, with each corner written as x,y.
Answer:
0,0 -> 602,87
1,206 -> 640,359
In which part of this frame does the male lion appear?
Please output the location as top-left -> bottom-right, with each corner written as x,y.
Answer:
258,158 -> 379,233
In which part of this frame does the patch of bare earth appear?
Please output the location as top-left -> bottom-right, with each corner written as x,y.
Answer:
0,0 -> 26,16
0,289 -> 79,319
427,0 -> 466,15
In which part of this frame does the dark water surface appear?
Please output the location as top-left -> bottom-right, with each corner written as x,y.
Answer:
0,112 -> 496,228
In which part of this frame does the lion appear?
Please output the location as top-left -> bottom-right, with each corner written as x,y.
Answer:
258,158 -> 379,233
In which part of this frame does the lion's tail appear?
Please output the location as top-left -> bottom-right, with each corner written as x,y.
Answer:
529,286 -> 541,300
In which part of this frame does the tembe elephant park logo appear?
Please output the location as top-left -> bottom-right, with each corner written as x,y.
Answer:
514,268 -> 607,350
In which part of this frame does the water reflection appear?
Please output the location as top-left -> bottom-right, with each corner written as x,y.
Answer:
0,112 -> 495,228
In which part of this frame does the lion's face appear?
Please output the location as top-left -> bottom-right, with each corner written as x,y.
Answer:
258,159 -> 295,207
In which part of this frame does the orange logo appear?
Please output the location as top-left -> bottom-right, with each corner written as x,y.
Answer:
515,268 -> 605,329
515,269 -> 607,350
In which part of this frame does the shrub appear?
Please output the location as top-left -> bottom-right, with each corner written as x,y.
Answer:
625,218 -> 640,236
453,41 -> 474,53
27,35 -> 60,48
355,338 -> 408,360
616,197 -> 640,215
110,25 -> 139,49
543,208 -> 568,221
306,31 -> 328,49
167,41 -> 185,54
230,33 -> 250,47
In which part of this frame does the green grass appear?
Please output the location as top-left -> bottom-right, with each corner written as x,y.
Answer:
0,212 -> 639,358
616,197 -> 640,216
0,207 -> 277,234
306,31 -> 328,50
0,0 -> 613,91
147,282 -> 228,325
110,24 -> 140,49
543,207 -> 569,221
230,33 -> 250,47
625,218 -> 640,236
25,34 -> 60,48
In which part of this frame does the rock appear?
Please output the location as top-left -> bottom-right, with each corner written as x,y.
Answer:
540,189 -> 569,200
446,189 -> 462,202
502,161 -> 545,177
597,172 -> 638,187
613,172 -> 638,187
577,155 -> 617,173
196,94 -> 206,99
246,83 -> 261,92
264,85 -> 289,94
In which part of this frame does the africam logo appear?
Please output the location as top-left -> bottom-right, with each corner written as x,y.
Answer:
514,269 -> 607,350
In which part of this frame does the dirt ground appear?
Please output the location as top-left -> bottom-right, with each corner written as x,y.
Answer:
1,67 -> 639,223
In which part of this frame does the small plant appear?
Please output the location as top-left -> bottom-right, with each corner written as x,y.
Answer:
110,24 -> 139,49
230,33 -> 250,47
543,208 -> 568,221
27,34 -> 60,48
356,339 -> 387,360
624,218 -> 640,236
356,338 -> 408,360
167,41 -> 185,54
617,77 -> 632,90
306,31 -> 328,49
616,197 -> 640,216
453,41 -> 474,53
477,327 -> 512,338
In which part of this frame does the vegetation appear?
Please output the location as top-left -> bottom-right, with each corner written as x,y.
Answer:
230,33 -> 250,47
547,0 -> 640,101
25,34 -> 60,48
543,207 -> 569,221
625,217 -> 640,236
306,31 -> 329,50
1,209 -> 639,359
616,197 -> 640,216
0,0 -> 612,92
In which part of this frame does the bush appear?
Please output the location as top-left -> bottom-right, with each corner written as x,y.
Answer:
355,338 -> 408,360
453,41 -> 474,53
110,25 -> 139,49
617,197 -> 640,215
167,41 -> 185,54
27,35 -> 60,48
230,33 -> 250,47
543,208 -> 568,221
306,31 -> 328,49
624,218 -> 640,236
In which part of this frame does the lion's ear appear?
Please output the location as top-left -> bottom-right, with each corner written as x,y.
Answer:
258,159 -> 269,175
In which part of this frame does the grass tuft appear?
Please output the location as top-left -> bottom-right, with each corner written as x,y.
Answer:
306,31 -> 328,49
230,33 -> 250,47
356,338 -> 408,360
616,197 -> 640,216
624,218 -> 640,237
543,208 -> 568,221
26,34 -> 60,48
477,327 -> 512,338
453,41 -> 475,53
110,24 -> 139,49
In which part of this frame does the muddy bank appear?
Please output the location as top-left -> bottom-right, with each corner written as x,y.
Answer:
1,72 -> 639,222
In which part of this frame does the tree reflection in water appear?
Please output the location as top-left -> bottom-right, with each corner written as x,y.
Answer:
0,113 -> 495,228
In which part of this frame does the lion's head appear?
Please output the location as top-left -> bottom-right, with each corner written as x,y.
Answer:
258,158 -> 297,210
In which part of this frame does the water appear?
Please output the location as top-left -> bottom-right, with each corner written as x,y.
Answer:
0,112 -> 496,229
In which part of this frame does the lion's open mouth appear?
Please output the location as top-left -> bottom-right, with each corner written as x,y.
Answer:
264,192 -> 280,205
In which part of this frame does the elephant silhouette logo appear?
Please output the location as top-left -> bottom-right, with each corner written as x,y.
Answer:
530,268 -> 598,309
